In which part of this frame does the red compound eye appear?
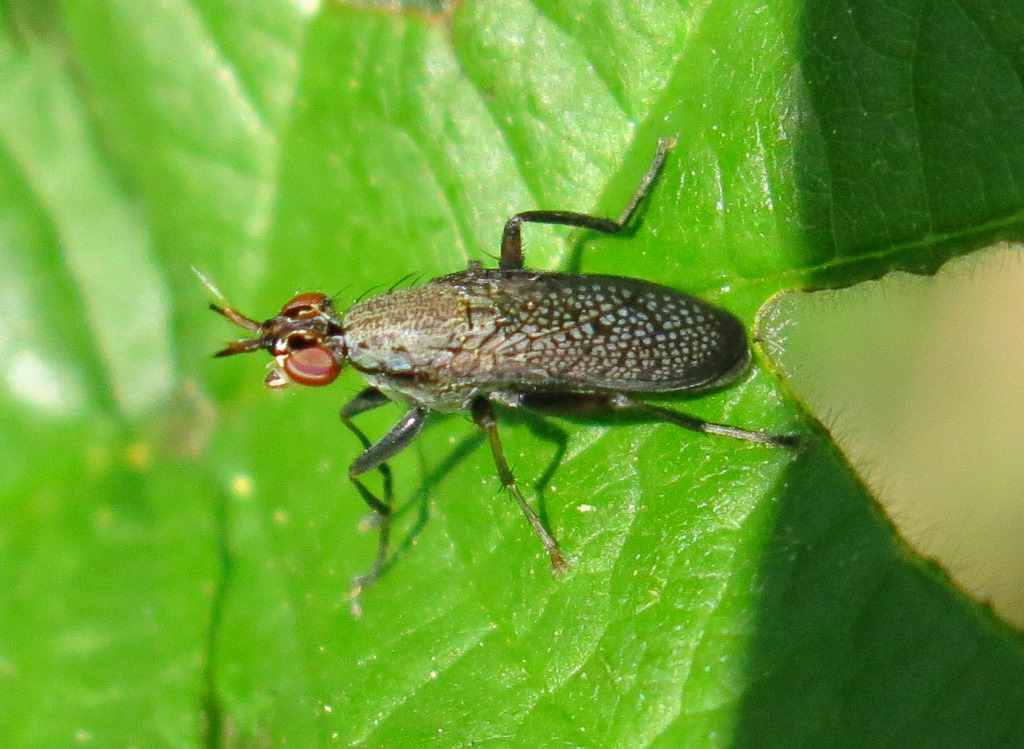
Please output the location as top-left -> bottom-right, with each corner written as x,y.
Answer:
281,344 -> 340,386
280,292 -> 328,318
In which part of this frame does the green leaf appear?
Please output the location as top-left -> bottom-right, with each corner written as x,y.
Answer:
1,1 -> 1022,747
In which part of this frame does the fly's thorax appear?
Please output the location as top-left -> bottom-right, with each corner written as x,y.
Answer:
342,283 -> 505,407
359,376 -> 485,414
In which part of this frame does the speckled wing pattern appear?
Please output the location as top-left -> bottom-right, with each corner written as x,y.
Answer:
433,269 -> 749,394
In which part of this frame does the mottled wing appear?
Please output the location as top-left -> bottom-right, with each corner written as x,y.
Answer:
433,270 -> 749,393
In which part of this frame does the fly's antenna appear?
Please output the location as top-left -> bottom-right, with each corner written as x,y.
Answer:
192,265 -> 229,305
193,265 -> 262,336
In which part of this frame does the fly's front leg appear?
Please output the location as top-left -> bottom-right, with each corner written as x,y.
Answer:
341,397 -> 429,587
498,137 -> 675,270
471,398 -> 567,574
341,388 -> 395,517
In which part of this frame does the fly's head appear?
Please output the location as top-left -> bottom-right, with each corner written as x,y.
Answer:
211,292 -> 347,389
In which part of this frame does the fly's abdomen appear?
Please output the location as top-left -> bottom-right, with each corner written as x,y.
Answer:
435,270 -> 750,394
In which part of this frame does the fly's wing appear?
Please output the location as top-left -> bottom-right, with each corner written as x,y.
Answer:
433,270 -> 749,394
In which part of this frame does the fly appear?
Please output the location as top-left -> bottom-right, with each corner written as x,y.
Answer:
207,138 -> 798,588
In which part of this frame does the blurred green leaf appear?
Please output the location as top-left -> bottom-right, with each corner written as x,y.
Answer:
1,1 -> 1023,747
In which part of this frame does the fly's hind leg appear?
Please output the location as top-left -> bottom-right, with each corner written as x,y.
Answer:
340,390 -> 429,589
516,392 -> 799,447
471,398 -> 568,574
606,394 -> 801,448
498,138 -> 675,270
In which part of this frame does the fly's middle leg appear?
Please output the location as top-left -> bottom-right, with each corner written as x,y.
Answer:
471,398 -> 568,574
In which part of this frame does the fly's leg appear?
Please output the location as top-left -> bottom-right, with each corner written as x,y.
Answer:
470,398 -> 568,574
341,388 -> 395,517
607,394 -> 801,448
515,392 -> 800,448
478,391 -> 795,576
499,137 -> 675,270
341,395 -> 429,588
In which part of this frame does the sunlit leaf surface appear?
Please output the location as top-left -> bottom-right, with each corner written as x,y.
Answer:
2,1 -> 1023,746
